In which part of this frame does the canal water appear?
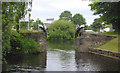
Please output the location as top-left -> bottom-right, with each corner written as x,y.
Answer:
2,39 -> 120,72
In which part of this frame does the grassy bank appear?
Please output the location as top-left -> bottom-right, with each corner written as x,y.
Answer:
101,32 -> 118,37
97,38 -> 118,52
97,32 -> 119,52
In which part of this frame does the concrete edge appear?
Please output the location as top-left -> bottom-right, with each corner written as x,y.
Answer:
88,48 -> 120,60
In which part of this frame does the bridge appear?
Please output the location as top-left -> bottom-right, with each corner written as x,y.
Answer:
38,24 -> 85,40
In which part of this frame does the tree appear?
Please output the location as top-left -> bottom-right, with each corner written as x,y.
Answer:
59,10 -> 72,21
91,18 -> 104,33
2,1 -> 32,56
30,19 -> 34,28
47,20 -> 75,39
84,25 -> 92,30
33,18 -> 43,30
72,13 -> 86,26
28,8 -> 32,30
89,2 -> 120,33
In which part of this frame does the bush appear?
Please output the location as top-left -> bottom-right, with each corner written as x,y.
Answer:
47,20 -> 75,39
2,30 -> 40,55
10,36 -> 39,54
20,38 -> 39,54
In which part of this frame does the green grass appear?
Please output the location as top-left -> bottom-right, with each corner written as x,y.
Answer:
97,37 -> 119,52
20,30 -> 43,33
97,32 -> 119,52
102,31 -> 118,37
84,32 -> 98,34
118,35 -> 120,52
85,31 -> 118,36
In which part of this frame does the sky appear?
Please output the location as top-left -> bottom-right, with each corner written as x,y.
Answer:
30,0 -> 99,26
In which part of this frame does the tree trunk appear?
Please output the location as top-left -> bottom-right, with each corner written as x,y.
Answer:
98,27 -> 100,34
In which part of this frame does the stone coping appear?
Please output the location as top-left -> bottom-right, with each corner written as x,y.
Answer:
89,48 -> 120,60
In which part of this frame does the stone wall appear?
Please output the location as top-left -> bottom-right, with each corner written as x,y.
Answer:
75,33 -> 120,59
75,33 -> 116,52
21,32 -> 47,52
89,48 -> 120,59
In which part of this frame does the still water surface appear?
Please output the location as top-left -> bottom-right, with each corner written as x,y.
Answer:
3,39 -> 120,72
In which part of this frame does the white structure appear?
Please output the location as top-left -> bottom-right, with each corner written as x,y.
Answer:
85,30 -> 96,33
38,24 -> 44,30
76,24 -> 79,29
80,25 -> 85,28
76,24 -> 85,29
43,18 -> 54,29
100,28 -> 111,33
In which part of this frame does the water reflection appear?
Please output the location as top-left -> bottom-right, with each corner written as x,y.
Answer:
2,39 -> 120,72
46,49 -> 77,71
3,52 -> 47,72
75,51 -> 120,71
47,39 -> 75,50
46,39 -> 76,71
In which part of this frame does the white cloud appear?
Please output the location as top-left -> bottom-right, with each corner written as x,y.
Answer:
30,0 -> 99,25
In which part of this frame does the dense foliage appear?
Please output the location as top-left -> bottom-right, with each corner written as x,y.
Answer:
72,13 -> 86,26
91,18 -> 105,32
89,2 -> 120,33
59,10 -> 72,21
20,21 -> 28,30
47,20 -> 75,39
1,1 -> 41,58
2,2 -> 27,56
10,33 -> 39,54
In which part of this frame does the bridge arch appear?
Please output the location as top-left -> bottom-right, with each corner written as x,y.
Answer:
75,25 -> 84,38
38,24 -> 47,33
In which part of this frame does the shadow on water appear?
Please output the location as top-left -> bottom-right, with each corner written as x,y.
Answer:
3,52 -> 47,72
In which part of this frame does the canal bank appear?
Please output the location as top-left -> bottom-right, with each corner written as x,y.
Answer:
75,33 -> 120,59
89,48 -> 120,60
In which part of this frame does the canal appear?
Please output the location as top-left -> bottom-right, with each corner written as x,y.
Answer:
2,39 -> 120,72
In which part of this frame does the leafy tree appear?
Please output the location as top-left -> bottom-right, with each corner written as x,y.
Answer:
30,19 -> 34,28
2,1 -> 32,56
72,13 -> 86,26
59,10 -> 72,21
28,8 -> 32,30
47,20 -> 75,39
84,25 -> 92,30
20,21 -> 28,30
91,18 -> 104,33
89,2 -> 120,33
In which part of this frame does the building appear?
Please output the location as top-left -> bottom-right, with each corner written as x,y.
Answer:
43,18 -> 54,29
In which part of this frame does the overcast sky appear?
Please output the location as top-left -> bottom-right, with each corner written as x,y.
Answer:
30,0 -> 99,26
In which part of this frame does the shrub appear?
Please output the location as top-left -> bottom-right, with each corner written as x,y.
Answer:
10,36 -> 39,54
47,20 -> 75,39
20,38 -> 39,54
